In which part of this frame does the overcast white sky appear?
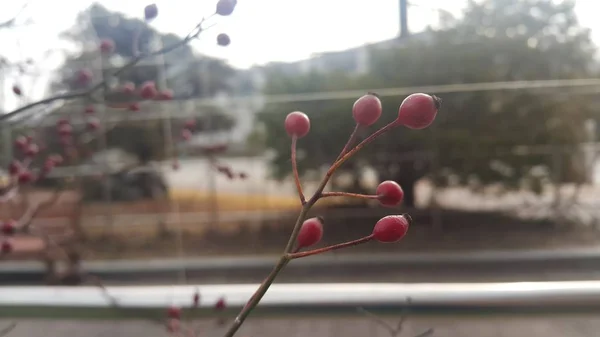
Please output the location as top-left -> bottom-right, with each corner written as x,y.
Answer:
0,0 -> 599,111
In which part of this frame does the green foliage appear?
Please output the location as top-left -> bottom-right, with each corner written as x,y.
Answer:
259,0 -> 597,205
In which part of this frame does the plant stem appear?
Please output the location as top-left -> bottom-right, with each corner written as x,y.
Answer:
288,235 -> 374,259
335,124 -> 360,162
328,121 -> 398,175
320,191 -> 379,200
291,135 -> 305,204
223,123 -> 359,337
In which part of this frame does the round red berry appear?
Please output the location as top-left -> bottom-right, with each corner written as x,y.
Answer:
216,0 -> 237,16
376,180 -> 404,206
8,160 -> 21,176
397,93 -> 441,129
144,4 -> 158,20
297,217 -> 324,248
99,39 -> 115,54
217,33 -> 231,46
157,89 -> 173,101
284,111 -> 310,138
372,214 -> 411,243
215,297 -> 226,311
17,170 -> 34,184
25,144 -> 39,157
85,105 -> 95,114
129,102 -> 141,112
1,241 -> 12,254
57,124 -> 73,136
121,82 -> 135,94
166,306 -> 181,319
352,93 -> 382,126
1,220 -> 16,236
140,81 -> 157,99
87,118 -> 100,131
12,85 -> 22,96
184,119 -> 196,130
77,69 -> 93,85
181,129 -> 192,141
14,136 -> 28,150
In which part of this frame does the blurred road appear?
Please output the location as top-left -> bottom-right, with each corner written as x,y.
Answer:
4,248 -> 600,285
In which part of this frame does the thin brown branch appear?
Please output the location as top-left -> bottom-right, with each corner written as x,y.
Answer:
288,235 -> 374,259
335,124 -> 360,162
0,17 -> 209,122
320,191 -> 378,200
0,3 -> 28,29
0,322 -> 16,337
291,135 -> 305,204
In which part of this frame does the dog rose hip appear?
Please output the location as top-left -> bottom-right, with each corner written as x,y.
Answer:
372,214 -> 411,243
285,111 -> 310,138
352,93 -> 382,126
397,93 -> 441,129
297,217 -> 324,248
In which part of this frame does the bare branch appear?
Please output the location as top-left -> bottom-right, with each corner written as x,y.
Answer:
0,3 -> 29,29
0,322 -> 17,337
0,17 -> 211,123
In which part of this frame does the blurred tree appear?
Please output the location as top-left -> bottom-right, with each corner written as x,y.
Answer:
43,3 -> 239,163
259,0 -> 597,207
51,3 -> 236,98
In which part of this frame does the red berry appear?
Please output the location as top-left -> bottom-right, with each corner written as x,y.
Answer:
87,118 -> 100,131
376,180 -> 404,206
128,102 -> 141,112
372,214 -> 411,243
1,241 -> 12,254
215,297 -> 226,311
216,0 -> 237,16
14,136 -> 28,150
297,217 -> 324,248
140,81 -> 157,99
1,220 -> 16,236
12,85 -> 22,96
166,306 -> 181,319
352,93 -> 382,126
144,3 -> 158,20
8,160 -> 21,176
121,82 -> 136,94
184,119 -> 196,129
85,105 -> 95,114
25,144 -> 39,157
284,111 -> 310,138
181,129 -> 192,141
397,93 -> 441,129
49,154 -> 64,165
57,124 -> 73,136
42,158 -> 56,174
77,69 -> 93,85
17,170 -> 34,184
217,33 -> 231,46
99,39 -> 115,54
156,89 -> 173,101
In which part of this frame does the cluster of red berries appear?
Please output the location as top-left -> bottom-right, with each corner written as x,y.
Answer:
0,219 -> 17,255
9,134 -> 65,185
288,93 -> 440,251
165,293 -> 227,333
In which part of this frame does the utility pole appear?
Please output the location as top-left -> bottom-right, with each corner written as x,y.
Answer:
399,0 -> 409,39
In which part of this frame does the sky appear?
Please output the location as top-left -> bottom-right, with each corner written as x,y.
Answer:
0,0 -> 600,111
